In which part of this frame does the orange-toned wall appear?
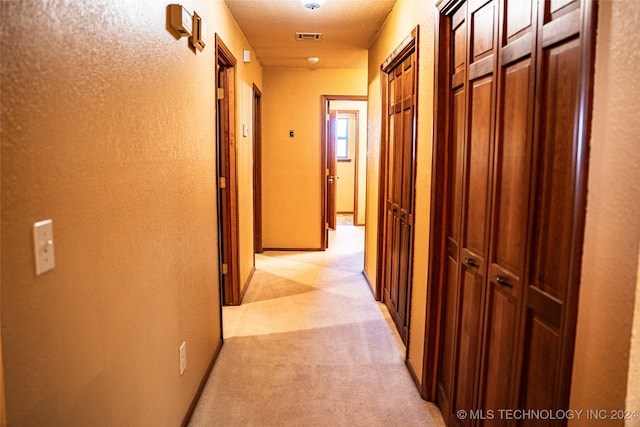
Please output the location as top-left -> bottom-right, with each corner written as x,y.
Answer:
365,0 -> 436,384
569,1 -> 640,422
261,68 -> 367,249
0,1 -> 261,425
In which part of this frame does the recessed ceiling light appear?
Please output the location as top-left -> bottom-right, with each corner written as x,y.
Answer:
300,0 -> 327,10
308,57 -> 319,64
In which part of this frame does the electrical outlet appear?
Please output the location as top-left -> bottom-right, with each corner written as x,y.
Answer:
179,341 -> 187,375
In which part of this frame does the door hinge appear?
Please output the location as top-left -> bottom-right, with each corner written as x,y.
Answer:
221,263 -> 228,275
218,88 -> 225,100
326,222 -> 329,230
219,177 -> 226,189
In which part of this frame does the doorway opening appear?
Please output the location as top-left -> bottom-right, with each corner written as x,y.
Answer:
320,95 -> 367,250
215,35 -> 241,306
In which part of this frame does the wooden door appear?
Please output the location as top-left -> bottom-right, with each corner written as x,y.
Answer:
518,0 -> 595,415
436,5 -> 467,420
327,110 -> 338,230
450,1 -> 498,424
431,0 -> 596,424
216,36 -> 240,306
380,32 -> 418,345
476,0 -> 537,419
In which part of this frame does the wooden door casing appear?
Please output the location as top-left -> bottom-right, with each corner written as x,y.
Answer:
327,110 -> 338,230
215,35 -> 241,306
427,0 -> 597,424
437,5 -> 467,421
253,84 -> 263,254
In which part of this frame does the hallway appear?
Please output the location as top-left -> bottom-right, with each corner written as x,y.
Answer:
189,217 -> 444,426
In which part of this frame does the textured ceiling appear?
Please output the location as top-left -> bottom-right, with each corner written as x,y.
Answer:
224,0 -> 398,68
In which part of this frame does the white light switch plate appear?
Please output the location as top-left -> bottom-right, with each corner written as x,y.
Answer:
33,219 -> 55,275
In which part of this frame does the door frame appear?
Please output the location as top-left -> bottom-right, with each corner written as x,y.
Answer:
333,110 -> 363,225
320,95 -> 367,250
253,84 -> 263,254
215,35 -> 241,306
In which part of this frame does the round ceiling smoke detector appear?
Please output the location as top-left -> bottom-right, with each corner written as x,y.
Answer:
308,57 -> 319,64
301,0 -> 326,9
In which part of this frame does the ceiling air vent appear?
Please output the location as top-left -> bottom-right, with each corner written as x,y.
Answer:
296,32 -> 323,41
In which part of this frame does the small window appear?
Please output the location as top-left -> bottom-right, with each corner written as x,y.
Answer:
336,117 -> 349,159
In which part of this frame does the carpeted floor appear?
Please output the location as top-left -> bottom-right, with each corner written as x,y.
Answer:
188,215 -> 445,426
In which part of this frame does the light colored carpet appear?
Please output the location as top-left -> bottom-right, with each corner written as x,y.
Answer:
189,216 -> 445,426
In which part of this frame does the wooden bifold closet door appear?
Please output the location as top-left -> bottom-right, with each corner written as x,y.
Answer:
379,30 -> 418,345
435,0 -> 595,425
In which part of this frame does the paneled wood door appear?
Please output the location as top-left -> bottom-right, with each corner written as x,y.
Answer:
327,110 -> 338,230
431,0 -> 596,425
379,29 -> 418,345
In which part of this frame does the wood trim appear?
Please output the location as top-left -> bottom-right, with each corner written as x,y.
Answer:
215,34 -> 241,306
320,95 -> 367,250
253,84 -> 263,254
216,34 -> 236,65
420,0 -> 461,402
261,247 -> 323,252
374,69 -> 388,302
180,338 -> 223,427
381,27 -> 419,72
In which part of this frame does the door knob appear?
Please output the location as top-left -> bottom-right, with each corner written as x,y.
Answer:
495,276 -> 513,288
464,257 -> 479,268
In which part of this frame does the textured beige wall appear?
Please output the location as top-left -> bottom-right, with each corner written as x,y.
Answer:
629,251 -> 640,425
0,1 -> 260,425
365,0 -> 436,383
570,1 -> 640,422
261,68 -> 366,249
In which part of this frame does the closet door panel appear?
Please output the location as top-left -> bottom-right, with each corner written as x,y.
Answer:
452,268 -> 485,427
521,0 -> 583,414
478,285 -> 517,423
437,5 -> 467,420
477,0 -> 537,404
463,76 -> 494,260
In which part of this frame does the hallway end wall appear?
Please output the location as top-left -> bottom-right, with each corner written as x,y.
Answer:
0,1 -> 261,425
261,68 -> 367,249
365,0 -> 436,384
